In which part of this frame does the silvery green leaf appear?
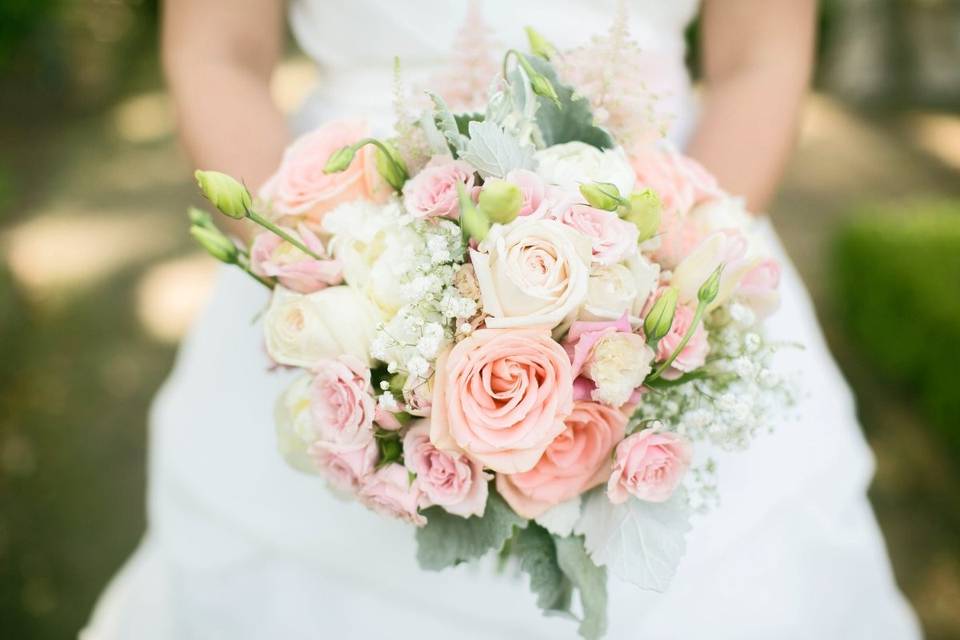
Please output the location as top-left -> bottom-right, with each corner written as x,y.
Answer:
427,91 -> 468,155
574,489 -> 691,592
525,55 -> 614,150
416,487 -> 525,570
418,112 -> 451,156
514,522 -> 573,615
535,495 -> 582,537
554,535 -> 608,640
460,120 -> 536,178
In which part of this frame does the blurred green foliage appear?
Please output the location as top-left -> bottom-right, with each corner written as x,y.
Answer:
0,0 -> 59,69
834,203 -> 960,450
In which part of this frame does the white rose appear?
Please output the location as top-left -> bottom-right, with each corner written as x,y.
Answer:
586,332 -> 655,407
626,254 -> 661,316
273,375 -> 319,475
534,141 -> 635,197
671,231 -> 757,310
263,285 -> 380,367
580,264 -> 638,321
471,218 -> 592,329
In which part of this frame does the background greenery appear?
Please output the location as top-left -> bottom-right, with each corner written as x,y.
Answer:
1,1 -> 959,638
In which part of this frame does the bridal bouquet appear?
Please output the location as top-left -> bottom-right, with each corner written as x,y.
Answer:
188,24 -> 792,640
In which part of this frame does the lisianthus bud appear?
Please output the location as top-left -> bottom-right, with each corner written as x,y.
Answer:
323,145 -> 357,173
525,26 -> 555,60
644,287 -> 678,343
478,179 -> 522,224
457,183 -> 490,242
188,206 -> 216,230
697,265 -> 724,304
514,53 -> 561,107
374,141 -> 409,191
579,182 -> 625,211
190,225 -> 239,264
622,188 -> 662,243
194,170 -> 252,220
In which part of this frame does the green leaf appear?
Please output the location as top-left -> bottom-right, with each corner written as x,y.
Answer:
525,55 -> 614,150
554,535 -> 608,640
416,486 -> 526,570
460,120 -> 536,178
427,92 -> 468,155
514,522 -> 573,614
454,112 -> 484,136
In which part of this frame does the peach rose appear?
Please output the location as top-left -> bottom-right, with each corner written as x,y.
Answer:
401,156 -> 475,219
308,356 -> 375,450
607,428 -> 692,503
430,328 -> 574,474
498,400 -> 626,518
259,119 -> 386,224
250,224 -> 342,293
308,440 -> 378,493
359,463 -> 426,526
403,422 -> 490,518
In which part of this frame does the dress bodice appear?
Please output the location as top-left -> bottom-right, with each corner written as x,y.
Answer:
289,0 -> 701,142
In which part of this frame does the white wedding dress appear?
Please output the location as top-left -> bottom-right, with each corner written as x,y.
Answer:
83,2 -> 921,638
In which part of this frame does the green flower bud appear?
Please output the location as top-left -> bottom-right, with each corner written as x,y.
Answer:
457,183 -> 491,242
516,54 -> 561,107
644,287 -> 678,343
579,182 -> 626,211
698,265 -> 724,304
194,170 -> 252,220
374,141 -> 409,191
188,206 -> 216,230
190,225 -> 239,264
478,179 -> 522,224
622,188 -> 662,243
525,26 -> 555,60
323,145 -> 357,173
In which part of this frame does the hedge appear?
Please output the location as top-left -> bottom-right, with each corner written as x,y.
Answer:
833,201 -> 960,449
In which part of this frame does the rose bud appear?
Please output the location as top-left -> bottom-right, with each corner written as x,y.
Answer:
194,170 -> 252,220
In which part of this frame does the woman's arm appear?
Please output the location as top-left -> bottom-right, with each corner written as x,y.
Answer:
685,0 -> 817,213
162,0 -> 289,240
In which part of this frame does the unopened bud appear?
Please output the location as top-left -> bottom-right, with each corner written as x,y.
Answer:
580,182 -> 626,211
374,141 -> 409,191
525,26 -> 555,60
190,225 -> 239,264
188,206 -> 216,230
622,188 -> 662,243
644,287 -> 678,343
698,265 -> 724,304
323,145 -> 357,173
194,170 -> 252,220
457,183 -> 491,242
478,179 -> 522,224
516,54 -> 561,107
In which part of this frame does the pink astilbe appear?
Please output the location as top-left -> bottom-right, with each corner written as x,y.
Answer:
554,0 -> 670,147
431,0 -> 500,111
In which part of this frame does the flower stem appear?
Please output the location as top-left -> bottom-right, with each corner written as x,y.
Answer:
355,138 -> 407,185
245,209 -> 323,260
236,253 -> 275,289
646,301 -> 707,382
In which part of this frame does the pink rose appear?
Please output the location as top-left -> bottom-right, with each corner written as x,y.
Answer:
308,440 -> 378,493
402,156 -> 476,219
607,428 -> 692,503
505,168 -> 547,216
250,224 -> 342,293
653,296 -> 709,379
259,119 -> 387,224
403,422 -> 490,518
430,328 -> 574,474
359,463 -> 426,526
737,258 -> 782,319
309,356 -> 375,449
498,400 -> 627,518
547,201 -> 639,266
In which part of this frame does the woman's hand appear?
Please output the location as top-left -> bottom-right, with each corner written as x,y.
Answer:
686,0 -> 817,213
162,0 -> 289,242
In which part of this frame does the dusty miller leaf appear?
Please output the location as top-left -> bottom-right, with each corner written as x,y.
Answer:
525,55 -> 614,150
575,489 -> 692,592
427,91 -> 468,155
514,522 -> 573,615
554,535 -> 608,640
416,487 -> 526,570
460,120 -> 535,178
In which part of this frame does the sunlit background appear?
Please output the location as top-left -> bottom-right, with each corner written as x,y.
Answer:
1,1 -> 959,638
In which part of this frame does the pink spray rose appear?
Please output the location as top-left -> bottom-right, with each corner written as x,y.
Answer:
308,356 -> 375,449
308,440 -> 378,493
646,288 -> 709,379
607,428 -> 692,504
259,119 -> 387,224
505,168 -> 547,216
736,258 -> 782,319
402,156 -> 476,219
359,463 -> 426,526
250,224 -> 342,293
403,422 -> 490,518
497,400 -> 627,519
430,328 -> 574,474
547,201 -> 639,266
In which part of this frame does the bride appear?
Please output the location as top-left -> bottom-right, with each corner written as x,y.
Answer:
84,1 -> 921,638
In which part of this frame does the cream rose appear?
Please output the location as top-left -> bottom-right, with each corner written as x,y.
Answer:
579,264 -> 639,322
534,141 -> 635,197
671,231 -> 754,311
471,218 -> 592,329
263,285 -> 380,367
